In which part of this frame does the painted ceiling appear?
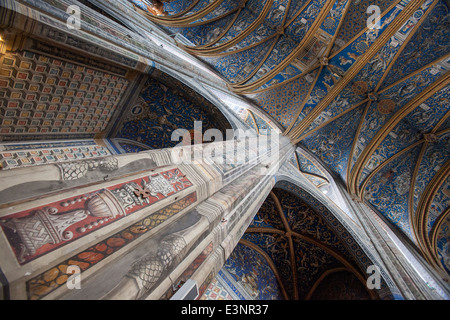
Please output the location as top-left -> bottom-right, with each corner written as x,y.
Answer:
113,69 -> 232,149
131,0 -> 450,277
287,147 -> 330,188
221,183 -> 380,300
0,48 -> 129,141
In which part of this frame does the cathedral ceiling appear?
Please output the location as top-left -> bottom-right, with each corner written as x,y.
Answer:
114,69 -> 232,149
228,184 -> 379,300
131,0 -> 450,277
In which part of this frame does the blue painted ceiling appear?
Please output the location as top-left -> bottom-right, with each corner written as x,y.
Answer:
236,184 -> 380,299
114,70 -> 232,149
130,0 -> 450,277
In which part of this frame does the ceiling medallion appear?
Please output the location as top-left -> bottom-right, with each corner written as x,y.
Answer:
377,99 -> 395,114
352,81 -> 368,95
276,26 -> 285,35
319,56 -> 329,66
424,133 -> 438,142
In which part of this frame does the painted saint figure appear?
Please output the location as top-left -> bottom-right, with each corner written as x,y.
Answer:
141,0 -> 175,16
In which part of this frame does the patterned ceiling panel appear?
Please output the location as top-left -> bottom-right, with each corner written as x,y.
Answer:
204,0 -> 267,47
195,0 -> 241,23
440,115 -> 450,132
298,86 -> 361,138
306,29 -> 448,139
435,215 -> 450,274
284,0 -> 327,43
295,0 -> 437,128
289,69 -> 360,134
186,0 -> 218,16
0,49 -> 128,141
364,146 -> 422,238
248,69 -> 319,129
292,237 -> 343,297
413,132 -> 450,221
139,0 -> 352,93
430,176 -> 450,231
285,0 -> 312,23
381,1 -> 450,89
241,232 -> 295,298
132,0 -> 450,276
349,67 -> 445,172
332,0 -> 398,50
301,104 -> 365,181
248,192 -> 284,230
353,71 -> 450,186
296,149 -> 328,177
167,10 -> 239,46
276,189 -> 350,257
106,0 -> 450,278
244,0 -> 348,91
203,38 -> 277,83
361,86 -> 450,184
221,22 -> 276,55
163,0 -> 198,16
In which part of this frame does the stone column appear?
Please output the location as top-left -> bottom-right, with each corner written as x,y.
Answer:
0,133 -> 294,300
337,183 -> 446,300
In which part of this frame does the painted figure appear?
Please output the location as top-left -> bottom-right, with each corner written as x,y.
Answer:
143,0 -> 174,16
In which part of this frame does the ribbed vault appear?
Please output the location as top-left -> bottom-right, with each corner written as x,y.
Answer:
131,0 -> 450,279
233,186 -> 379,300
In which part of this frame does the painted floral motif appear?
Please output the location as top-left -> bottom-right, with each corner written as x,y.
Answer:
302,105 -> 365,182
225,184 -> 376,300
436,216 -> 450,274
382,0 -> 450,88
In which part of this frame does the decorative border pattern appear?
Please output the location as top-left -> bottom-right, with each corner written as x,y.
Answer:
26,191 -> 197,300
1,168 -> 192,264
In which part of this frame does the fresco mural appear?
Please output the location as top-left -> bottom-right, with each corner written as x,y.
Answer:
0,140 -> 112,170
115,71 -> 232,149
0,49 -> 128,141
221,243 -> 284,300
435,215 -> 450,275
214,184 -> 382,300
120,0 -> 450,280
0,168 -> 193,265
140,1 -> 449,266
308,270 -> 373,300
